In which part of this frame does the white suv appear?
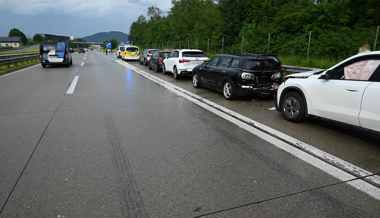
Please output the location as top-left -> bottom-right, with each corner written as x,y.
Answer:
163,49 -> 209,79
275,52 -> 380,132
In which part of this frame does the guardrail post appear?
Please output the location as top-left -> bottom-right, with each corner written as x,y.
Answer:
307,31 -> 312,61
374,26 -> 380,50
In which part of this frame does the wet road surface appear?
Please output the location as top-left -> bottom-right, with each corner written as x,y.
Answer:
0,51 -> 379,218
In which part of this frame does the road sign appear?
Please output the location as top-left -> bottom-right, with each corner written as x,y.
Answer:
106,42 -> 112,49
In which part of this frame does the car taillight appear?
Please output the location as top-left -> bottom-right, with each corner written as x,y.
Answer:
159,57 -> 164,64
179,59 -> 190,63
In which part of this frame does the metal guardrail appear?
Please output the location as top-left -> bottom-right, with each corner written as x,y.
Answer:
0,53 -> 39,65
283,65 -> 323,74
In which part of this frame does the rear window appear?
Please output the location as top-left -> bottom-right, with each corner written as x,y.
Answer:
160,52 -> 170,58
56,42 -> 66,52
126,47 -> 138,52
182,51 -> 207,58
148,49 -> 158,54
240,57 -> 281,70
42,44 -> 54,52
120,47 -> 125,51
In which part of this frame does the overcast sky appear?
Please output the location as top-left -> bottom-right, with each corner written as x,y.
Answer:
0,0 -> 171,38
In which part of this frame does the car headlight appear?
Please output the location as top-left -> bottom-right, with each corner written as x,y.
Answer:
241,72 -> 255,80
271,72 -> 282,81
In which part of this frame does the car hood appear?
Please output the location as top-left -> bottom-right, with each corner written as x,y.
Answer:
286,69 -> 323,79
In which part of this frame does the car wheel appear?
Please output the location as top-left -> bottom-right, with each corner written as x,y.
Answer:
223,81 -> 235,100
173,67 -> 179,80
192,74 -> 202,88
280,92 -> 306,122
149,64 -> 152,70
41,63 -> 46,68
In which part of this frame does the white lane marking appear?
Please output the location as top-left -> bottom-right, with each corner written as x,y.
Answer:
117,60 -> 380,200
268,107 -> 276,111
0,64 -> 39,79
66,75 -> 79,95
80,62 -> 85,67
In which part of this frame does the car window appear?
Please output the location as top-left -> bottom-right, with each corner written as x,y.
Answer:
160,52 -> 170,59
126,47 -> 138,52
120,47 -> 125,51
217,57 -> 232,68
329,57 -> 380,81
171,51 -> 179,58
240,57 -> 281,71
230,58 -> 240,68
370,68 -> 380,82
56,42 -> 66,52
207,57 -> 220,67
182,51 -> 207,58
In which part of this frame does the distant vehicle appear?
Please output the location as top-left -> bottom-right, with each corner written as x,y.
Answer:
140,49 -> 159,65
148,50 -> 172,73
79,48 -> 86,53
40,41 -> 72,68
163,49 -> 209,79
275,52 -> 380,132
192,54 -> 282,99
121,45 -> 140,61
116,46 -> 125,58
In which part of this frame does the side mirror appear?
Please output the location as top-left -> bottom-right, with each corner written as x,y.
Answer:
320,72 -> 331,80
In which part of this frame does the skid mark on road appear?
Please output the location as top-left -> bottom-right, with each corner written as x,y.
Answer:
104,114 -> 150,218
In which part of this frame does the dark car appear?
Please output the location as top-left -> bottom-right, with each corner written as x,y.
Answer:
40,41 -> 72,68
139,49 -> 159,65
148,50 -> 171,73
192,54 -> 283,100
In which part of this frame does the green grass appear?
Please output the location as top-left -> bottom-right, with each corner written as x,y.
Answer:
0,59 -> 39,76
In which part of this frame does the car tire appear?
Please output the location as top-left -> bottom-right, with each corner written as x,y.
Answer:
173,67 -> 180,80
280,91 -> 307,122
149,64 -> 152,70
223,81 -> 235,100
41,63 -> 46,68
192,74 -> 202,88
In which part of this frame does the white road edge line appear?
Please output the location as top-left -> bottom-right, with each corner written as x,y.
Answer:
0,64 -> 39,79
66,75 -> 79,95
117,60 -> 380,200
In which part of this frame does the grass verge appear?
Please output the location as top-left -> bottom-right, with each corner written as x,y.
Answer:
0,59 -> 39,76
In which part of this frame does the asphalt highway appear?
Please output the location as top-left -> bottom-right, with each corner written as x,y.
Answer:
0,51 -> 379,218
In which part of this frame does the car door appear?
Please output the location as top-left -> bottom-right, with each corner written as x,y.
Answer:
164,52 -> 174,72
214,56 -> 233,89
359,67 -> 380,132
309,56 -> 379,126
201,56 -> 220,87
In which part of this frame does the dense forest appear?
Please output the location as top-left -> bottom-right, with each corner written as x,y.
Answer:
129,0 -> 380,67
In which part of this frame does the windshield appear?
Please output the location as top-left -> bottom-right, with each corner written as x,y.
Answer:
182,51 -> 207,58
126,47 -> 138,52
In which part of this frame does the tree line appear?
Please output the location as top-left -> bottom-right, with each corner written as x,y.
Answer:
129,0 -> 380,61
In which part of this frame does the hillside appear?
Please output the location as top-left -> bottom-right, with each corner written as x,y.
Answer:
82,31 -> 129,43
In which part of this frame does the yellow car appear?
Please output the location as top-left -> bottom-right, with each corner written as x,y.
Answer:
121,45 -> 140,61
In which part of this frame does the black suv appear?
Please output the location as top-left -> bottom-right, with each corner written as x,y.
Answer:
192,54 -> 283,99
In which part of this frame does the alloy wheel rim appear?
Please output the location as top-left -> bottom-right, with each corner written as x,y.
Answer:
193,75 -> 198,87
283,97 -> 301,119
224,83 -> 231,98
